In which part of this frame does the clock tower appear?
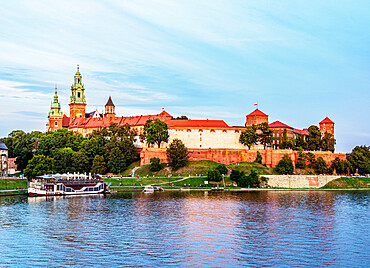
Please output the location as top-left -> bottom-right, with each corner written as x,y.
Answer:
69,65 -> 86,123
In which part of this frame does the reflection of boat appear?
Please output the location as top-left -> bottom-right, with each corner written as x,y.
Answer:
143,185 -> 154,193
28,174 -> 109,197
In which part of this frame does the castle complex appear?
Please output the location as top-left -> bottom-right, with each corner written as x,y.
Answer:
47,66 -> 340,167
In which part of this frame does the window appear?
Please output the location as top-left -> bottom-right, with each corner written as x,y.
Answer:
78,92 -> 81,98
210,129 -> 215,133
199,129 -> 203,132
187,129 -> 191,132
200,137 -> 202,141
223,130 -> 227,133
54,121 -> 58,127
235,130 -> 239,133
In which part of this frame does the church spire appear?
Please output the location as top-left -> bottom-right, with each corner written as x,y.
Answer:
47,86 -> 63,132
69,65 -> 86,122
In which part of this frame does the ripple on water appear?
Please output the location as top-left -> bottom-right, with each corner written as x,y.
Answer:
0,191 -> 369,267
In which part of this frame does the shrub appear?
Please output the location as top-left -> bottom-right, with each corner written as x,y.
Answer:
216,164 -> 228,176
275,154 -> 294,174
255,151 -> 262,164
150,157 -> 162,172
208,169 -> 222,182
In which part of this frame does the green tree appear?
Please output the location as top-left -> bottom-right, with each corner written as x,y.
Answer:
239,125 -> 258,149
208,169 -> 221,181
275,154 -> 294,174
307,125 -> 321,151
52,148 -> 73,173
216,164 -> 228,176
330,157 -> 351,175
306,152 -> 316,168
104,138 -> 139,174
72,151 -> 90,173
237,170 -> 260,187
80,137 -> 105,163
140,119 -> 169,148
24,155 -> 53,180
150,157 -> 162,172
230,169 -> 240,182
255,151 -> 262,164
295,150 -> 306,169
280,140 -> 294,149
295,134 -> 308,150
91,155 -> 107,174
314,157 -> 328,174
258,122 -> 273,149
347,146 -> 370,175
166,138 -> 189,169
320,132 -> 336,152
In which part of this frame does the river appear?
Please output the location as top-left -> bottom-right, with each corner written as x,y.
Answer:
0,191 -> 369,267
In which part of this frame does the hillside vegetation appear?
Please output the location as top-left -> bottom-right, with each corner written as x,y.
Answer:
127,160 -> 274,177
322,177 -> 370,189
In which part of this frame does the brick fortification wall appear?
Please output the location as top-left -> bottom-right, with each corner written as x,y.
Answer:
140,148 -> 346,168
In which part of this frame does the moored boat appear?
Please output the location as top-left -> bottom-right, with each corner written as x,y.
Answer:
28,174 -> 109,197
143,185 -> 155,193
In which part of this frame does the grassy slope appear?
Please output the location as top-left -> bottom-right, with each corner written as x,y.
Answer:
129,160 -> 274,177
322,177 -> 370,189
0,179 -> 28,190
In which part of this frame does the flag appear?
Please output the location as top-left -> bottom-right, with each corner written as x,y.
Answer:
254,103 -> 257,106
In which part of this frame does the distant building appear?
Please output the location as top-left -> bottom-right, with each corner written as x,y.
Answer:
0,141 -> 8,177
46,66 -> 334,150
319,117 -> 335,137
7,158 -> 17,175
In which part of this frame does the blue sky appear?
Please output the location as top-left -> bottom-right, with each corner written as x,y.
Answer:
0,0 -> 369,153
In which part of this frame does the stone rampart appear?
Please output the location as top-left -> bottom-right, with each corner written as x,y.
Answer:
260,175 -> 341,188
140,148 -> 346,168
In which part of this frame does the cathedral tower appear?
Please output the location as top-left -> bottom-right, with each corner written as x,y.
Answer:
104,96 -> 115,118
46,87 -> 64,132
69,65 -> 86,123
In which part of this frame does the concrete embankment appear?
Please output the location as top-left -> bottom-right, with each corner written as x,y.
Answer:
260,175 -> 341,189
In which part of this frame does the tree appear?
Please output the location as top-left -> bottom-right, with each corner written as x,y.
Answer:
24,155 -> 53,180
207,169 -> 221,181
80,137 -> 104,163
91,155 -> 107,174
347,146 -> 370,175
255,151 -> 262,164
320,132 -> 336,152
140,119 -> 169,148
295,150 -> 306,169
236,170 -> 260,187
239,125 -> 258,149
314,157 -> 328,174
72,151 -> 90,173
258,122 -> 273,149
280,140 -> 294,149
307,125 -> 321,151
173,116 -> 188,120
150,157 -> 162,172
166,138 -> 189,169
295,134 -> 308,150
216,164 -> 228,176
104,138 -> 139,174
230,169 -> 240,182
330,157 -> 350,175
306,152 -> 316,168
52,149 -> 72,173
275,154 -> 294,174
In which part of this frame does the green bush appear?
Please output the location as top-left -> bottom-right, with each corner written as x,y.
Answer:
275,154 -> 294,175
216,164 -> 228,176
150,157 -> 162,172
207,169 -> 222,181
255,151 -> 262,164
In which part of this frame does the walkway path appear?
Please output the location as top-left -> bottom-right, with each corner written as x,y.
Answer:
152,176 -> 191,186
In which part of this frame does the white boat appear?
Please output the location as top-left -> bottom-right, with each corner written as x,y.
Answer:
28,175 -> 109,197
143,185 -> 155,193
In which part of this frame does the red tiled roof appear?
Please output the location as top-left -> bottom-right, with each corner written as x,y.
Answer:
68,111 -> 174,129
167,119 -> 229,128
247,109 -> 268,117
294,128 -> 309,135
62,114 -> 70,128
320,117 -> 334,124
268,121 -> 293,129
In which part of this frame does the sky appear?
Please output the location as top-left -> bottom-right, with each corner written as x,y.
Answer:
0,0 -> 369,153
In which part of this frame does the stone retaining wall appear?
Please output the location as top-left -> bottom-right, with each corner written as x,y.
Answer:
260,175 -> 341,188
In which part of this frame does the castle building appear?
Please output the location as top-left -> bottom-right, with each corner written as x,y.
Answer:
246,109 -> 268,126
46,87 -> 64,132
319,117 -> 334,137
69,65 -> 86,123
46,66 -> 334,150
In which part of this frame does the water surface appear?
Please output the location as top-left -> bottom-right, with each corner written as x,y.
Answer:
0,191 -> 369,267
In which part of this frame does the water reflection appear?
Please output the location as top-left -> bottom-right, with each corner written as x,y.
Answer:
0,191 -> 369,267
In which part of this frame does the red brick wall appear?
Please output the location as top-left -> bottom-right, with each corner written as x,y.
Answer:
140,148 -> 346,168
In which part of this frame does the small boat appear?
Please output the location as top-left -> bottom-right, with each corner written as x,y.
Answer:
143,185 -> 155,193
28,174 -> 109,197
211,186 -> 224,192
